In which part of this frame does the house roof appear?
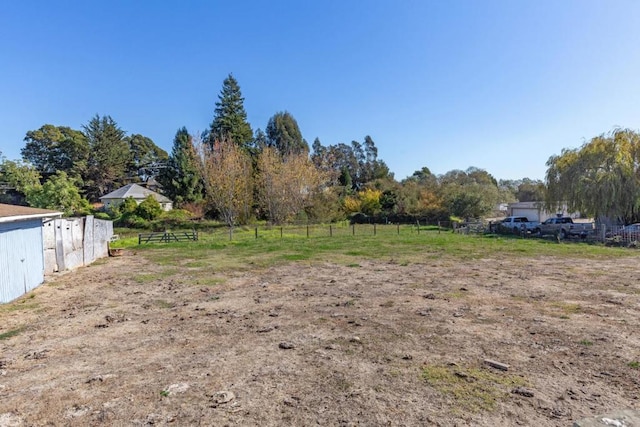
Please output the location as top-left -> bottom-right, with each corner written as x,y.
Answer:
99,183 -> 172,203
142,177 -> 162,189
0,203 -> 63,224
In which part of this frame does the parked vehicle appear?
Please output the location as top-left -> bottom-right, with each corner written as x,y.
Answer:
497,216 -> 540,234
534,217 -> 594,239
607,223 -> 640,242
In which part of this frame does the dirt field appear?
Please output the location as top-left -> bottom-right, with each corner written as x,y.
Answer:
1,252 -> 639,426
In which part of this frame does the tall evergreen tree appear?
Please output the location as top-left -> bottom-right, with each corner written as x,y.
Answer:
265,111 -> 308,156
83,115 -> 129,200
124,134 -> 169,181
158,127 -> 203,205
253,128 -> 268,150
209,74 -> 253,152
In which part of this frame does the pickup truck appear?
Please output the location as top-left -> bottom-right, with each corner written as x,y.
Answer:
497,216 -> 540,234
534,217 -> 594,239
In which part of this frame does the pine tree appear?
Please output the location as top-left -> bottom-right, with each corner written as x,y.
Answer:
83,115 -> 129,200
159,127 -> 203,206
265,111 -> 308,156
209,74 -> 253,152
253,128 -> 268,150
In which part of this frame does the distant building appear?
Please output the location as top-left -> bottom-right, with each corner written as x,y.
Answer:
141,177 -> 162,193
506,201 -> 580,222
100,183 -> 173,212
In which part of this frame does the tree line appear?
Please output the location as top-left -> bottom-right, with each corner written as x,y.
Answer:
1,73 -> 635,225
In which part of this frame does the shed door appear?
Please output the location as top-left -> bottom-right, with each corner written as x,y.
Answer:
0,220 -> 45,303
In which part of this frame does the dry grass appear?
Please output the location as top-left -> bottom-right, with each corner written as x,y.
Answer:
1,250 -> 639,426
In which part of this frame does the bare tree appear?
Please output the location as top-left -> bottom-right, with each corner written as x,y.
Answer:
257,147 -> 322,224
194,135 -> 253,226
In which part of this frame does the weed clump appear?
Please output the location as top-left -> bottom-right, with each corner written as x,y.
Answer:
422,363 -> 527,412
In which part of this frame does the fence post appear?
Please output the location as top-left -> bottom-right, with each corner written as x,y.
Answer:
307,225 -> 309,238
416,220 -> 420,234
438,221 -> 441,234
374,223 -> 377,236
352,224 -> 355,236
330,225 -> 333,237
229,227 -> 233,241
280,227 -> 283,238
255,227 -> 258,239
397,223 -> 400,235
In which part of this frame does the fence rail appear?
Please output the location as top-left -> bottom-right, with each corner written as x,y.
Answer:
138,230 -> 198,244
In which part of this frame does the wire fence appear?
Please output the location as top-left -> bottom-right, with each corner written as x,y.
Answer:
125,219 -> 640,248
132,221 -> 455,244
456,220 -> 640,247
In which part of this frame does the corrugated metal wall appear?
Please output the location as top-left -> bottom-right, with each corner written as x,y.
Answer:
2,216 -> 114,304
0,219 -> 45,303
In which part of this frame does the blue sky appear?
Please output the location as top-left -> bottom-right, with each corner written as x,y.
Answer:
1,1 -> 640,181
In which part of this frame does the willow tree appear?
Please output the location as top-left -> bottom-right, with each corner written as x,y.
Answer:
195,136 -> 253,226
545,129 -> 640,223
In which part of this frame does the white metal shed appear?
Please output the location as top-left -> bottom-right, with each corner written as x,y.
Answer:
0,204 -> 62,303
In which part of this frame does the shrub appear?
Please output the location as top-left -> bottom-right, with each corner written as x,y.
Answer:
180,201 -> 206,219
155,209 -> 193,229
114,210 -> 152,229
121,197 -> 138,215
305,188 -> 346,223
93,212 -> 111,220
136,196 -> 163,220
123,214 -> 151,229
